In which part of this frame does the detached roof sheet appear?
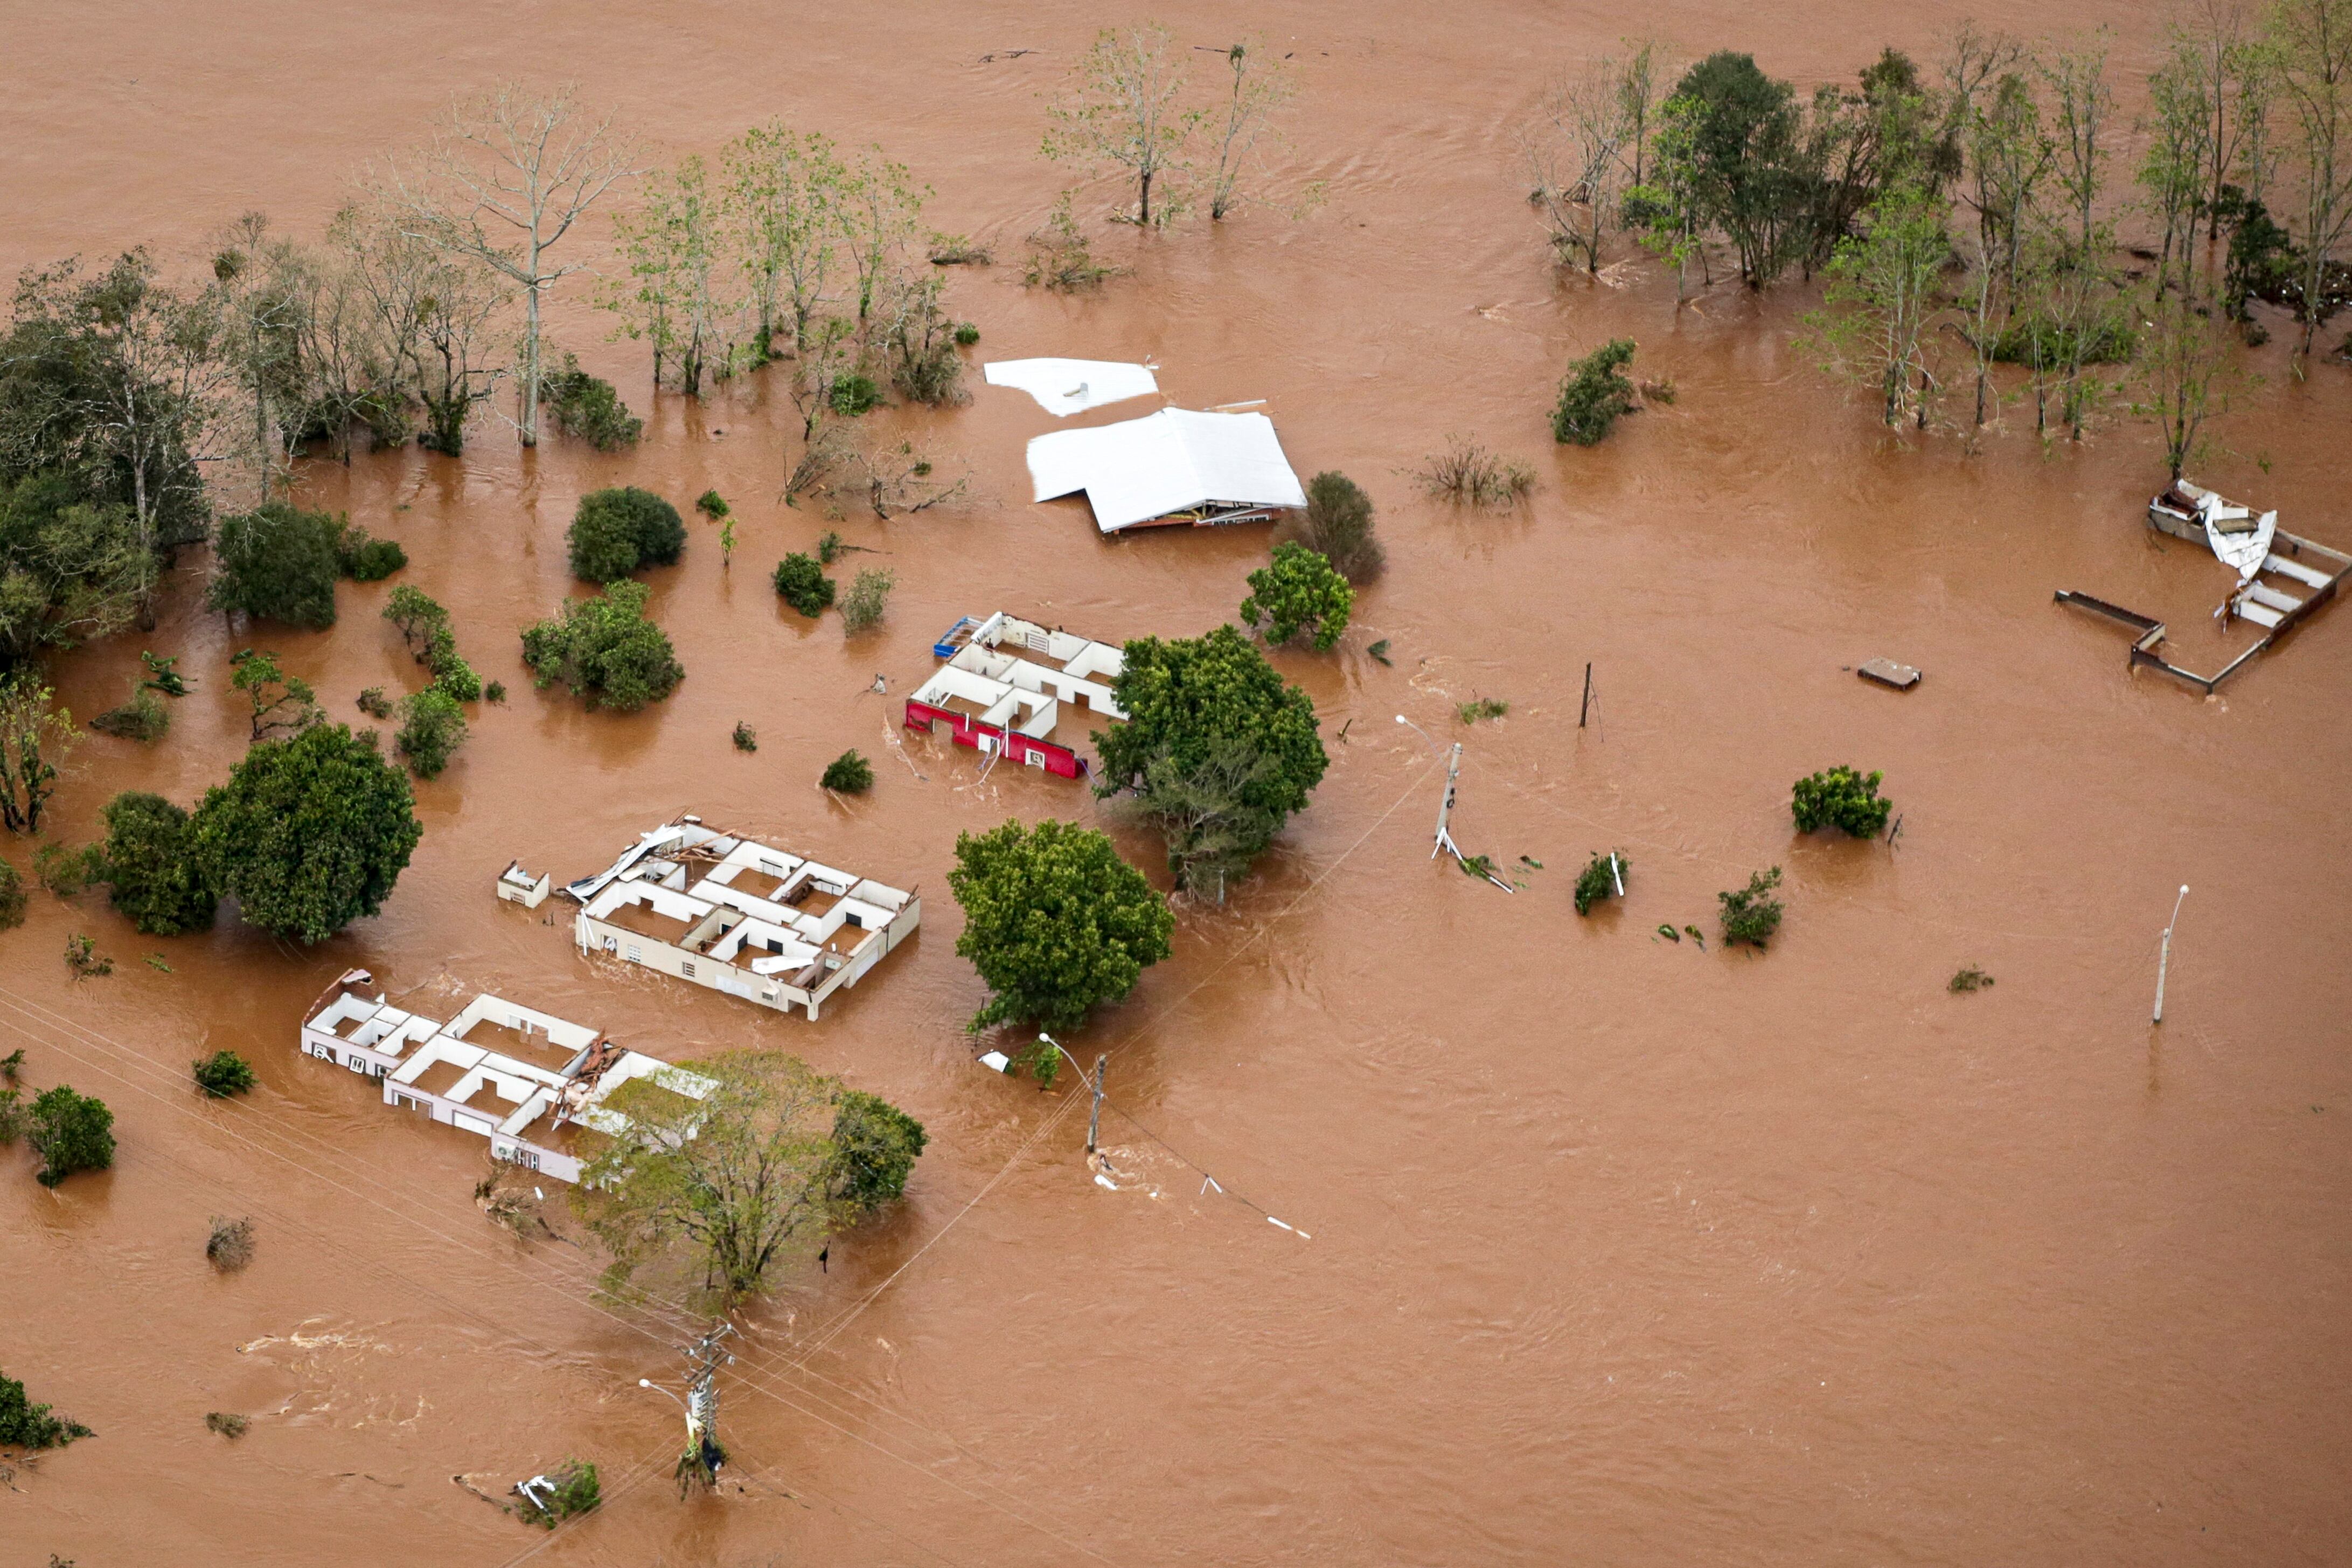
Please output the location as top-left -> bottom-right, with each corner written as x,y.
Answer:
1026,408 -> 1307,534
984,358 -> 1159,417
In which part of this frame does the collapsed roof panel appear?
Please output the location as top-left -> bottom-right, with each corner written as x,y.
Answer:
984,358 -> 1160,417
1027,408 -> 1309,533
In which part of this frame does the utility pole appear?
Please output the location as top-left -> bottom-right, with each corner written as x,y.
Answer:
644,1322 -> 735,1496
1087,1055 -> 1107,1153
1432,742 -> 1463,860
2153,884 -> 2189,1025
1579,661 -> 1594,728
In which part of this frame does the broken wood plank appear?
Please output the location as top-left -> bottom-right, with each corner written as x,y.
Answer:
1856,657 -> 1921,691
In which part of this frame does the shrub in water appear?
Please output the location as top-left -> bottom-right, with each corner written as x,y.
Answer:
28,1084 -> 114,1186
773,553 -> 836,617
356,686 -> 393,720
395,688 -> 469,779
1291,470 -> 1384,583
0,858 -> 23,930
1243,542 -> 1354,651
1553,338 -> 1638,446
826,1091 -> 927,1214
335,523 -> 407,581
954,322 -> 981,346
540,354 -> 643,450
207,502 -> 342,629
1791,765 -> 1892,838
821,750 -> 874,793
192,1050 -> 255,1098
829,373 -> 883,415
838,567 -> 896,634
1573,849 -> 1629,915
90,685 -> 170,742
207,1215 -> 255,1270
98,790 -> 217,936
1718,866 -> 1785,950
732,721 -> 757,753
567,487 -> 686,582
205,1411 -> 249,1438
695,490 -> 729,519
517,1459 -> 601,1528
519,581 -> 684,712
0,1371 -> 93,1450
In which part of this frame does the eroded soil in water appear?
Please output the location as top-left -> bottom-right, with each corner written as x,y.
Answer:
3,2 -> 2349,1563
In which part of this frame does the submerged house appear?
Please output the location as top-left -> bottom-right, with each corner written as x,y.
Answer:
566,818 -> 919,1019
298,971 -> 715,1183
903,611 -> 1128,778
1025,407 -> 1307,533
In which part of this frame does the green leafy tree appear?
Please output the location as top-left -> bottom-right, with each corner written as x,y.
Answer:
394,687 -> 468,778
820,750 -> 874,793
96,790 -> 216,936
0,473 -> 156,664
381,584 -> 479,699
1043,24 -> 1200,226
189,723 -> 422,944
826,1090 -> 928,1216
192,1049 -> 256,1098
1719,866 -> 1786,949
567,486 -> 686,582
538,353 -> 643,449
581,1051 -> 839,1301
1790,765 -> 1893,837
838,567 -> 895,633
334,522 -> 407,581
1095,625 -> 1328,889
1667,51 -> 1809,287
948,818 -> 1173,1034
1242,542 -> 1353,650
1808,180 -> 1954,429
1291,470 -> 1382,582
0,855 -> 23,929
772,553 -> 834,616
228,649 -> 323,742
1574,849 -> 1630,915
28,1084 -> 114,1186
0,1370 -> 93,1449
0,671 -> 76,834
1553,339 -> 1639,445
207,502 -> 342,629
519,580 -> 684,710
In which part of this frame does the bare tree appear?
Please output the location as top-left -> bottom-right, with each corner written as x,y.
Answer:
2270,0 -> 2352,361
334,200 -> 510,455
1522,57 -> 1637,273
1042,24 -> 1198,226
1207,40 -> 1295,220
395,84 -> 634,445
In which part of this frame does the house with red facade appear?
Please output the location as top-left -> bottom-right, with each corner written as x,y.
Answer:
903,612 -> 1127,779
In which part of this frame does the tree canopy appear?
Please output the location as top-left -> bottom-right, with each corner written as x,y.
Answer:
1094,624 -> 1328,889
519,580 -> 683,710
566,485 -> 685,582
97,789 -> 217,935
189,722 -> 422,944
207,501 -> 342,629
581,1051 -> 889,1302
948,817 -> 1173,1034
1242,541 -> 1353,651
0,472 -> 154,666
827,1090 -> 928,1216
29,1084 -> 115,1187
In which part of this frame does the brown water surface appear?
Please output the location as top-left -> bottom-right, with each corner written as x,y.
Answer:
4,3 -> 2349,1564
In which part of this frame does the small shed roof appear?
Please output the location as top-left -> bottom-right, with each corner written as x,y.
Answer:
984,358 -> 1159,417
1026,408 -> 1307,533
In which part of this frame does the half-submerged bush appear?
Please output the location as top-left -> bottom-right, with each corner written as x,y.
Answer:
89,684 -> 170,742
838,567 -> 895,634
540,354 -> 643,450
207,502 -> 342,629
1719,866 -> 1784,950
821,750 -> 874,794
394,688 -> 468,779
192,1050 -> 256,1098
1791,765 -> 1892,838
0,857 -> 23,930
335,523 -> 407,581
567,487 -> 686,583
0,1370 -> 93,1450
207,1215 -> 255,1270
383,586 -> 482,701
520,581 -> 684,711
27,1084 -> 114,1186
1415,436 -> 1535,508
1290,471 -> 1384,582
1553,339 -> 1638,446
773,553 -> 835,617
98,790 -> 216,936
1573,849 -> 1629,916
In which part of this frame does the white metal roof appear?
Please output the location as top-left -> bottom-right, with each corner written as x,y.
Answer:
1026,408 -> 1307,534
984,358 -> 1159,417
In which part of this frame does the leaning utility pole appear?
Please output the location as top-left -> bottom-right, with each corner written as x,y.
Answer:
1087,1055 -> 1107,1153
2153,884 -> 2189,1025
1431,742 -> 1463,861
665,1323 -> 734,1494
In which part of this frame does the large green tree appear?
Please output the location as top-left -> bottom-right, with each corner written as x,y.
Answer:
189,723 -> 421,943
1667,52 -> 1809,288
566,486 -> 686,582
96,790 -> 217,935
519,580 -> 684,710
1094,624 -> 1328,890
28,1084 -> 114,1187
948,818 -> 1173,1034
826,1090 -> 928,1216
0,473 -> 154,665
581,1051 -> 851,1301
207,501 -> 341,629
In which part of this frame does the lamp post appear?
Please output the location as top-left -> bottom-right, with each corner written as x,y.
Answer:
1395,715 -> 1462,860
1037,1033 -> 1107,1152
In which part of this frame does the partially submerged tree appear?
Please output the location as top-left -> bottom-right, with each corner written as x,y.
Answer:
395,83 -> 636,445
1790,765 -> 1893,838
1719,866 -> 1786,949
581,1051 -> 842,1301
948,818 -> 1173,1034
27,1084 -> 114,1186
1810,180 -> 1954,429
567,486 -> 686,582
606,153 -> 738,394
95,790 -> 216,936
2135,284 -> 2243,482
772,553 -> 834,616
519,580 -> 684,710
1095,625 -> 1329,891
1665,52 -> 1809,287
1553,339 -> 1639,444
1288,470 -> 1383,582
2270,0 -> 2352,361
207,501 -> 341,629
0,671 -> 76,834
189,722 -> 423,944
826,1090 -> 928,1216
228,649 -> 324,743
1206,39 -> 1296,220
192,1049 -> 256,1098
394,687 -> 468,779
0,1370 -> 93,1449
1043,24 -> 1199,226
723,123 -> 849,358
838,566 -> 895,634
0,475 -> 155,665
1523,51 -> 1651,272
1242,542 -> 1354,651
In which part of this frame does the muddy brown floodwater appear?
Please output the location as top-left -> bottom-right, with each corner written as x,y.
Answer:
4,2 -> 2350,1564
